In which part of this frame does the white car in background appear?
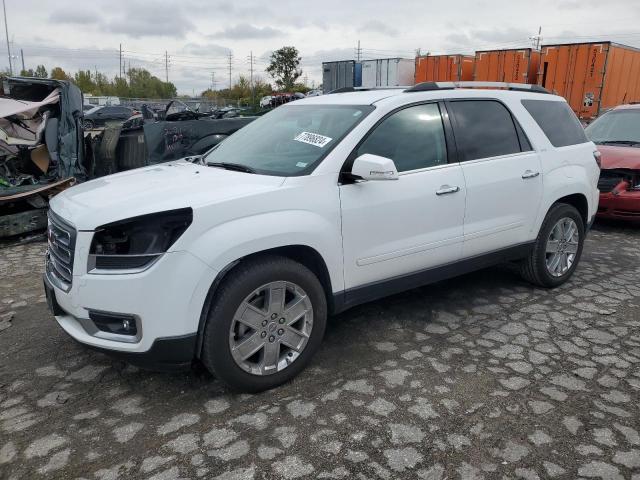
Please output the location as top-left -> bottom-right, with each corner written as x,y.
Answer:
44,82 -> 599,392
259,96 -> 273,108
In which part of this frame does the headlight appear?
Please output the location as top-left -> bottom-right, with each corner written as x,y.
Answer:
88,208 -> 192,272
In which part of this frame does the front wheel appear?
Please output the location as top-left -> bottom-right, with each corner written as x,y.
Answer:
82,119 -> 94,130
201,256 -> 327,392
520,203 -> 585,288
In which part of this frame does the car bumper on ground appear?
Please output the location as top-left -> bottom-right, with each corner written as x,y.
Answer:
597,191 -> 640,222
43,249 -> 217,370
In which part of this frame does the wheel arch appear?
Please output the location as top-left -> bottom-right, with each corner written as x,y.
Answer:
553,193 -> 589,225
194,244 -> 335,358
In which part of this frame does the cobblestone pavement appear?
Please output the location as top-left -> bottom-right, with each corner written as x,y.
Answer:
1,223 -> 639,480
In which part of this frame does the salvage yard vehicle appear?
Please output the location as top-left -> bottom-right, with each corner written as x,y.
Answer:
1,77 -> 84,238
82,105 -> 135,130
44,82 -> 600,392
585,103 -> 640,222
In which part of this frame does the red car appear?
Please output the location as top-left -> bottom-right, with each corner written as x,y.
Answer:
585,104 -> 640,222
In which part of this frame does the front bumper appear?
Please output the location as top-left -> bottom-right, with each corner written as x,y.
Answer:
597,191 -> 640,222
44,245 -> 217,369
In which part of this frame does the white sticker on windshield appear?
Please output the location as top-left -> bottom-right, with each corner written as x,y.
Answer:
294,131 -> 332,148
296,162 -> 308,168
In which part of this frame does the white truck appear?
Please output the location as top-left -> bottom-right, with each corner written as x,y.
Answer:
44,82 -> 600,392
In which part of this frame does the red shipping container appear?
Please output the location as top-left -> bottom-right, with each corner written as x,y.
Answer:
539,42 -> 640,119
474,48 -> 540,84
415,54 -> 474,82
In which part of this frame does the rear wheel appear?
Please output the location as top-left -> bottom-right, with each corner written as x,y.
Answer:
201,256 -> 327,392
520,203 -> 585,288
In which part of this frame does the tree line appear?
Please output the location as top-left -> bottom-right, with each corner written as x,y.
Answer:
18,65 -> 177,99
9,46 -> 310,103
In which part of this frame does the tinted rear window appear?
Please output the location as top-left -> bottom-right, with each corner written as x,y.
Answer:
521,100 -> 587,147
448,100 -> 522,161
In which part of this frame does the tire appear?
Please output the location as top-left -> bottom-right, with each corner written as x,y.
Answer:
520,203 -> 585,288
201,255 -> 327,392
83,119 -> 94,130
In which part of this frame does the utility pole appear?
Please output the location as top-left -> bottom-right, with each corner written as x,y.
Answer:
211,71 -> 215,91
2,0 -> 11,75
167,52 -> 170,83
247,51 -> 254,106
119,43 -> 122,80
356,40 -> 362,62
20,48 -> 24,72
531,26 -> 542,50
227,52 -> 233,91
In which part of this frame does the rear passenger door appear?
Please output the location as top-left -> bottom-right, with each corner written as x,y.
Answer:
447,99 -> 543,257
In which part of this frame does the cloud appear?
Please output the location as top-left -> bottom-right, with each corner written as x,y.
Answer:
212,24 -> 285,40
49,11 -> 98,25
181,42 -> 232,56
359,20 -> 398,37
444,27 -> 533,52
102,4 -> 196,38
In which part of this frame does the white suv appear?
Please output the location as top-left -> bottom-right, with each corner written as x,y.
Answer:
44,82 -> 600,392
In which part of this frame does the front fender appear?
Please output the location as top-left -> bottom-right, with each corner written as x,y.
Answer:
186,210 -> 344,294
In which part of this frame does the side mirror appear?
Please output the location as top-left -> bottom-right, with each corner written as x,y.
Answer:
351,153 -> 399,181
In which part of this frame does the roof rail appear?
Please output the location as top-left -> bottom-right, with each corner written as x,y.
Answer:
328,86 -> 408,94
405,81 -> 550,94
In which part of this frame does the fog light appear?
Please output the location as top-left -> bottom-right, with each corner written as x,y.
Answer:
89,311 -> 138,336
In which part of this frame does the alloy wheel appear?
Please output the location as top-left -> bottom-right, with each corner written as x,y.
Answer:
545,217 -> 579,277
229,281 -> 313,375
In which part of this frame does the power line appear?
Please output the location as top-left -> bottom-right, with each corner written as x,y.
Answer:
2,0 -> 11,75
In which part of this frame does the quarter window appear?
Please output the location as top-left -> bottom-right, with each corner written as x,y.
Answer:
522,99 -> 588,147
356,103 -> 448,172
448,100 -> 522,161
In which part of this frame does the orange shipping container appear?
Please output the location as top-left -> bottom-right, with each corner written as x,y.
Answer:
415,54 -> 474,82
473,48 -> 540,84
539,42 -> 640,119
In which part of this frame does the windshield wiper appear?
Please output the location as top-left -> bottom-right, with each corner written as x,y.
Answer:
596,140 -> 640,146
207,162 -> 256,173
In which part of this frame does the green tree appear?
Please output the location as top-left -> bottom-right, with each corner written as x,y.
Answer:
34,65 -> 48,78
50,67 -> 70,81
266,46 -> 302,92
74,70 -> 95,93
20,68 -> 35,77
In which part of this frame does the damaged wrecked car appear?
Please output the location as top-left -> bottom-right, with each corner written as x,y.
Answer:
1,84 -> 255,239
585,103 -> 640,223
0,77 -> 85,238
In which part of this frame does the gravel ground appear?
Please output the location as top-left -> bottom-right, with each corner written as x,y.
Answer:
1,222 -> 639,480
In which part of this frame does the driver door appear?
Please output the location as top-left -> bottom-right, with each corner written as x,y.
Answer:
339,102 -> 466,291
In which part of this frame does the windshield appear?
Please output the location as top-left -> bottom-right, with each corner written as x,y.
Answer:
585,109 -> 640,145
203,104 -> 374,176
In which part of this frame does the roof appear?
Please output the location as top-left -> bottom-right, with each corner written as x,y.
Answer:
293,82 -> 560,107
294,89 -> 403,105
609,103 -> 640,111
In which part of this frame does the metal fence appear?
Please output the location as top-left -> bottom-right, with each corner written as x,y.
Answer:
118,97 -> 245,113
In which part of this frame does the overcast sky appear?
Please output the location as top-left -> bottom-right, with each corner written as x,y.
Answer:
4,0 -> 640,95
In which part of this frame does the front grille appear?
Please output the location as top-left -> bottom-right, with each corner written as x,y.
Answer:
46,211 -> 77,292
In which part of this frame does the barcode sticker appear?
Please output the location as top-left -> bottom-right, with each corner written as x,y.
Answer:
293,131 -> 332,148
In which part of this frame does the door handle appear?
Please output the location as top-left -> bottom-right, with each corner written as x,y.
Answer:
522,170 -> 540,179
436,185 -> 460,196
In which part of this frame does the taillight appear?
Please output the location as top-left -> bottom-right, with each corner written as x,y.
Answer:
593,150 -> 602,169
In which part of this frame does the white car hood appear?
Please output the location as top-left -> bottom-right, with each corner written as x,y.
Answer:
50,160 -> 285,230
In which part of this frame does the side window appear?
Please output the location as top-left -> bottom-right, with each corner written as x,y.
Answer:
448,100 -> 522,161
356,103 -> 447,172
522,99 -> 588,147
